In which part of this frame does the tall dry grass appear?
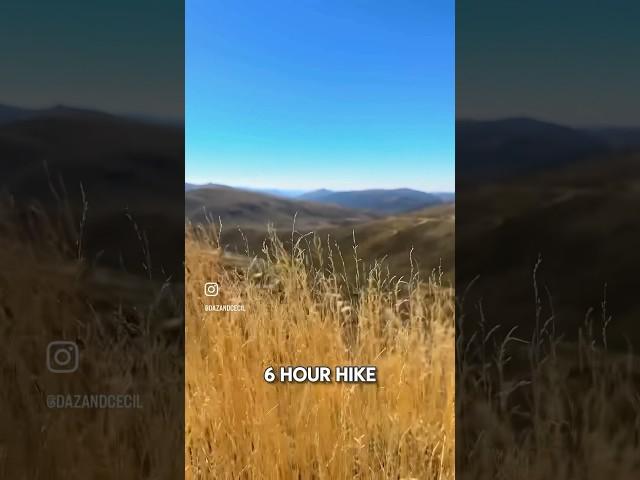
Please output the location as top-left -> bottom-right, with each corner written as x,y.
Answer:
185,225 -> 455,479
457,266 -> 640,480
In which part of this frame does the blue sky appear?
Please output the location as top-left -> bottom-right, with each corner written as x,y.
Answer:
187,0 -> 454,191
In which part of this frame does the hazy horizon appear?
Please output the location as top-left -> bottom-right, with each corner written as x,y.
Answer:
185,180 -> 455,194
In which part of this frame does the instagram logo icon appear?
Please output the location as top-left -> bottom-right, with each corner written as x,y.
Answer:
204,282 -> 219,297
47,341 -> 79,373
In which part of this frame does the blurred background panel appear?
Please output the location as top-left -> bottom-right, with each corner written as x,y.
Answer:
457,0 -> 640,348
0,1 -> 184,478
456,1 -> 640,478
1,0 -> 184,279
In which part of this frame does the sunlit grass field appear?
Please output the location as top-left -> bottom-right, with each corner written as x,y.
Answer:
2,193 -> 638,479
185,226 -> 455,479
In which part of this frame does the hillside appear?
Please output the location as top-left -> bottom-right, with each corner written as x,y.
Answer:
0,105 -> 184,278
0,105 -> 35,124
186,182 -> 306,198
456,117 -> 610,183
299,188 -> 443,214
319,203 -> 455,281
185,182 -> 224,192
457,149 -> 640,348
185,228 -> 454,478
185,186 -> 376,231
188,185 -> 455,281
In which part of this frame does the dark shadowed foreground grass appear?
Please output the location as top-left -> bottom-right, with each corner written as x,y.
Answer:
0,198 -> 183,479
457,271 -> 640,480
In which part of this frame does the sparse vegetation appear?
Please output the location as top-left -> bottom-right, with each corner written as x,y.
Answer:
7,178 -> 636,479
186,185 -> 455,283
185,224 -> 455,479
457,119 -> 640,478
457,268 -> 640,480
0,197 -> 183,479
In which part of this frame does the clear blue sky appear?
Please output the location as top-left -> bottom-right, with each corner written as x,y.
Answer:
187,0 -> 454,191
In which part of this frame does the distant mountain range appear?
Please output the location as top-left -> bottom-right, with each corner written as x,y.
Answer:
588,126 -> 640,149
457,117 -> 640,183
0,104 -> 36,124
185,185 -> 454,279
0,103 -> 182,127
0,104 -> 119,125
186,184 -> 454,215
185,182 -> 224,192
457,116 -> 640,348
298,188 -> 445,214
0,103 -> 184,278
185,183 -> 306,198
185,185 -> 375,230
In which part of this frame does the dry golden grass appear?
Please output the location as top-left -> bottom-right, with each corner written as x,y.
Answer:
7,191 -> 638,479
185,226 -> 455,479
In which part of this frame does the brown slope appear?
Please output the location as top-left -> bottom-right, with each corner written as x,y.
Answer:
317,203 -> 454,281
457,151 -> 640,348
185,186 -> 377,231
0,110 -> 184,279
190,187 -> 455,281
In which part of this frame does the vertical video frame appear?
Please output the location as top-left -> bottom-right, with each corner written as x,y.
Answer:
185,1 -> 455,478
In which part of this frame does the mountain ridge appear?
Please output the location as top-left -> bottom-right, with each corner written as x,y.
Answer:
456,116 -> 640,184
298,187 -> 444,214
185,186 -> 377,231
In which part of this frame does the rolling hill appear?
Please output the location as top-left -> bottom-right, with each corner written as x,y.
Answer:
457,119 -> 640,349
185,185 -> 376,230
186,182 -> 306,198
318,203 -> 455,281
0,104 -> 184,279
0,105 -> 35,124
456,117 -> 610,183
186,185 -> 454,280
298,188 -> 443,214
